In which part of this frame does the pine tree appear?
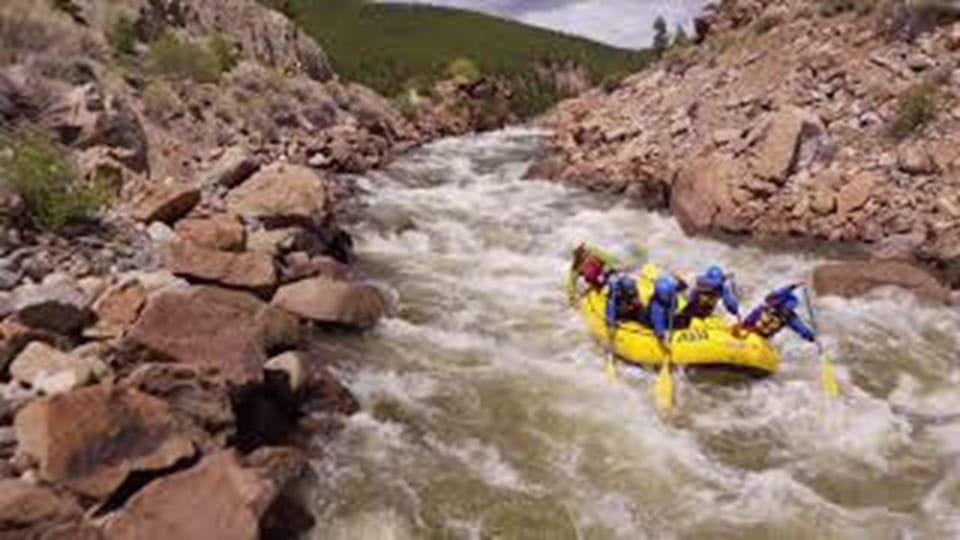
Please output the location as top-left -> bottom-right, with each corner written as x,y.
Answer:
673,24 -> 690,48
652,16 -> 669,55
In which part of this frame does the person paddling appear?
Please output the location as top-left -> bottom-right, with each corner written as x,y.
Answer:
646,274 -> 680,347
567,242 -> 618,303
737,284 -> 815,342
604,273 -> 645,328
681,264 -> 739,322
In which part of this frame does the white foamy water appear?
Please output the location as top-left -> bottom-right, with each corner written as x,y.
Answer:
309,129 -> 960,539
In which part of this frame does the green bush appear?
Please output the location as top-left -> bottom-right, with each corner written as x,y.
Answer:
445,57 -> 480,82
147,32 -> 221,84
107,14 -> 136,57
0,131 -> 110,232
208,32 -> 240,74
142,81 -> 183,123
889,83 -> 939,139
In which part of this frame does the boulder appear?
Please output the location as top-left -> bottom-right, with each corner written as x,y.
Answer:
0,319 -> 69,375
91,279 -> 147,335
247,228 -> 301,256
281,253 -> 351,284
203,146 -> 259,188
125,286 -> 268,385
0,480 -> 84,539
174,215 -> 246,251
226,163 -> 329,222
12,281 -> 92,335
808,189 -> 837,215
131,184 -> 201,224
671,153 -> 740,234
837,173 -> 879,216
812,260 -> 949,304
165,241 -> 277,291
9,342 -> 107,395
752,108 -> 826,182
122,364 -> 235,451
272,277 -> 387,329
897,146 -> 938,175
101,451 -> 276,540
14,384 -> 197,498
265,352 -> 308,394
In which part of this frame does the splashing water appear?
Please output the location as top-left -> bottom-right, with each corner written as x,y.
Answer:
308,129 -> 960,539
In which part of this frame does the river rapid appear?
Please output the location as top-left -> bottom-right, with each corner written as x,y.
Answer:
308,129 -> 960,539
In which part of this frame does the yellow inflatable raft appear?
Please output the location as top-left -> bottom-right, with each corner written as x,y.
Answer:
577,288 -> 781,377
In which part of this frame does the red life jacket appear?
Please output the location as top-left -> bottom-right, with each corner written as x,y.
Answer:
578,255 -> 609,289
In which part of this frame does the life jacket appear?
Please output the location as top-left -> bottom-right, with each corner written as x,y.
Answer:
685,281 -> 720,319
578,254 -> 611,289
751,306 -> 788,338
636,262 -> 688,312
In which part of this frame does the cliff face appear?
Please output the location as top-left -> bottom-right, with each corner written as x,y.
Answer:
536,0 -> 960,288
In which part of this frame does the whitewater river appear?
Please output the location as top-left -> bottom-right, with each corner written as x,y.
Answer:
308,129 -> 960,539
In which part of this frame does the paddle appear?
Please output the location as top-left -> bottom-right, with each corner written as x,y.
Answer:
802,287 -> 840,399
604,326 -> 618,381
654,303 -> 675,410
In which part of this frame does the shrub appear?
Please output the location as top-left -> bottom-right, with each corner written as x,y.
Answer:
888,83 -> 939,139
142,81 -> 182,123
445,57 -> 480,82
146,32 -> 222,84
107,14 -> 136,57
601,72 -> 627,94
208,32 -> 240,74
0,131 -> 111,232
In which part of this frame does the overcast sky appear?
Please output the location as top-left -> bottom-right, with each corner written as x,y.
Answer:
382,0 -> 709,49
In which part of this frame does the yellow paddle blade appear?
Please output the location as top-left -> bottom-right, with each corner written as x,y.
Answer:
821,353 -> 840,399
654,361 -> 673,410
604,356 -> 617,381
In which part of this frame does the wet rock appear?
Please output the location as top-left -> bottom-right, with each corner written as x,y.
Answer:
226,163 -> 330,222
265,352 -> 308,394
100,451 -> 278,540
122,364 -> 235,451
897,146 -> 938,175
272,277 -> 387,329
752,107 -> 825,182
813,260 -> 949,304
245,446 -> 316,539
9,342 -> 108,395
12,281 -> 92,335
125,286 -> 268,385
164,241 -> 277,290
0,479 -> 84,539
131,184 -> 201,225
174,215 -> 246,251
14,384 -> 197,498
281,253 -> 350,283
204,146 -> 259,188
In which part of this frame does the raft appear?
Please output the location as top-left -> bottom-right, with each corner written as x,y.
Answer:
577,288 -> 781,377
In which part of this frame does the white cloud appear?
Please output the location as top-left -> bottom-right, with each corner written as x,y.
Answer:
379,0 -> 708,49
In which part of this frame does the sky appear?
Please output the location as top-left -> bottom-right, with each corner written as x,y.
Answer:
381,0 -> 709,49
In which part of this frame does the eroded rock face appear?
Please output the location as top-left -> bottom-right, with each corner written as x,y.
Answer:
124,286 -> 268,385
14,384 -> 198,498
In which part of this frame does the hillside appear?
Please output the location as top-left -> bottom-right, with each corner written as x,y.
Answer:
280,0 -> 648,116
535,0 -> 960,298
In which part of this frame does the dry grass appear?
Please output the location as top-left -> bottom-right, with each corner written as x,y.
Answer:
0,1 -> 104,66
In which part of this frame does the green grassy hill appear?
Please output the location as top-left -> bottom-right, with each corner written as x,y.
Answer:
276,0 -> 649,116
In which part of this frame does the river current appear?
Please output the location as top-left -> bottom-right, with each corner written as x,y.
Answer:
308,129 -> 960,540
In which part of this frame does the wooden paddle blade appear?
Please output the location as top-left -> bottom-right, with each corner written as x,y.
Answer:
821,354 -> 840,398
654,362 -> 673,410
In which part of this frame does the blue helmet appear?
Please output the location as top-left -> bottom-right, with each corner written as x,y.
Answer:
701,265 -> 725,288
654,274 -> 676,302
780,293 -> 799,311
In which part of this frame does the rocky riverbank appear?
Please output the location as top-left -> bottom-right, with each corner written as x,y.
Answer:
533,0 -> 960,302
0,0 -> 514,537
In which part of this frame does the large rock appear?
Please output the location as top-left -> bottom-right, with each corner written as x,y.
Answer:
0,480 -> 85,539
101,451 -> 277,540
90,279 -> 147,337
122,364 -> 235,451
812,260 -> 949,304
164,241 -> 277,290
752,108 -> 826,182
174,215 -> 246,251
837,173 -> 879,216
14,384 -> 197,498
226,163 -> 330,222
9,342 -> 107,395
272,277 -> 387,329
0,319 -> 69,376
131,184 -> 201,224
125,286 -> 268,384
671,153 -> 740,234
203,146 -> 259,188
12,282 -> 92,335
